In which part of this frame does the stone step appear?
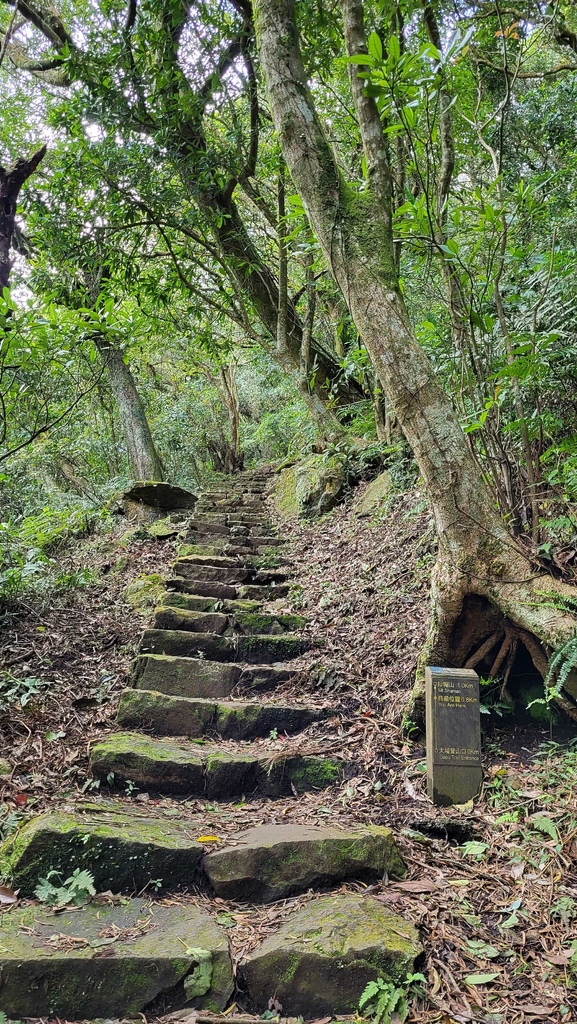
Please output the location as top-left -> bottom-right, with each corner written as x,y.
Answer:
203,824 -> 405,902
167,577 -> 292,601
116,689 -> 322,738
241,894 -> 422,1017
153,605 -> 306,636
0,899 -> 232,1018
174,559 -> 288,585
159,591 -> 262,614
132,652 -> 241,697
90,733 -> 343,797
132,654 -> 294,698
140,628 -> 311,663
0,805 -> 205,896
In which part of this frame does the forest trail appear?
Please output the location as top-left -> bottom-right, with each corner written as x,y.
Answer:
0,468 -> 421,1019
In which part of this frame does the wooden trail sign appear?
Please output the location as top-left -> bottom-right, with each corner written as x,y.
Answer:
426,666 -> 483,807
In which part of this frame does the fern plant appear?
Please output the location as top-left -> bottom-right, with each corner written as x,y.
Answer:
359,972 -> 426,1024
528,632 -> 577,710
34,868 -> 96,908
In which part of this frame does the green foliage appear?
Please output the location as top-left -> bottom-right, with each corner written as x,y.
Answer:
359,972 -> 426,1024
0,806 -> 21,843
0,673 -> 49,712
34,868 -> 96,908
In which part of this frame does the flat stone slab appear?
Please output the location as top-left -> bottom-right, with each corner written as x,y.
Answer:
116,689 -> 322,739
132,653 -> 242,698
0,805 -> 204,896
140,628 -> 311,663
241,894 -> 422,1016
203,824 -> 405,902
160,592 -> 262,615
123,481 -> 197,510
0,899 -> 232,1018
153,605 -> 305,638
90,733 -> 342,798
167,578 -> 291,601
153,606 -> 230,635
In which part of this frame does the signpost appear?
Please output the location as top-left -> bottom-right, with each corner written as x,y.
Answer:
426,666 -> 483,806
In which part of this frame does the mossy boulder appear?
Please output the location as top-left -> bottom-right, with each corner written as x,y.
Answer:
0,899 -> 232,1018
122,574 -> 165,611
295,454 -> 346,517
204,824 -> 405,901
355,470 -> 393,516
0,806 -> 204,895
148,518 -> 179,539
131,653 -> 241,699
241,894 -> 422,1015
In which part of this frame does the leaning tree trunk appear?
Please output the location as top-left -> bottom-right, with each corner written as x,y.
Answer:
0,145 -> 46,293
94,335 -> 164,481
253,0 -> 577,719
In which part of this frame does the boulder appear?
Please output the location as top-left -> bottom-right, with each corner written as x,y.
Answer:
356,470 -> 393,516
274,457 -> 346,518
122,574 -> 166,611
0,899 -> 232,1018
241,893 -> 422,1016
123,481 -> 197,511
203,824 -> 405,901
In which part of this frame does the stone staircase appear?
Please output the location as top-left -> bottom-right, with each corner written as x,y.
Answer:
0,468 -> 422,1020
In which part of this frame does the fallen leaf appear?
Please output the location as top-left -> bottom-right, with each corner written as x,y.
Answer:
195,835 -> 221,843
391,879 -> 442,892
13,793 -> 28,806
0,885 -> 17,905
464,973 -> 500,985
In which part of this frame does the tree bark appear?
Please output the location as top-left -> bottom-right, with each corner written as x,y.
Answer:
0,145 -> 46,293
94,335 -> 164,481
253,0 -> 577,718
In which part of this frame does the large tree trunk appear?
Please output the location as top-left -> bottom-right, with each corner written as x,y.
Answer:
94,335 -> 164,481
0,146 -> 46,293
253,0 -> 577,719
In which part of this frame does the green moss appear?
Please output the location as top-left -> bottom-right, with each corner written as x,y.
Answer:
273,467 -> 299,517
234,611 -> 306,635
288,758 -> 342,791
122,574 -> 165,610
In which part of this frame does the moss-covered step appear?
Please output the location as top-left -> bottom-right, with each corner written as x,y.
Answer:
116,689 -> 322,738
132,653 -> 241,698
174,559 -> 288,585
153,606 -> 230,635
159,592 -> 262,615
0,899 -> 232,1018
203,824 -> 404,902
90,733 -> 342,798
153,605 -> 306,637
140,628 -> 312,663
186,520 -> 231,536
0,805 -> 205,896
241,894 -> 422,1016
167,577 -> 291,600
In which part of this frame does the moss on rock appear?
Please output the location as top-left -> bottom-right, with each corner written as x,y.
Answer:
122,574 -> 166,611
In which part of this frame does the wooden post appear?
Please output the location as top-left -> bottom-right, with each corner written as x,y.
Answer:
426,666 -> 483,806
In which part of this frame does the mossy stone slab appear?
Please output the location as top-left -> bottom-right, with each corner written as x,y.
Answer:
174,564 -> 250,584
140,629 -> 310,664
117,689 -> 320,740
90,734 -> 342,798
160,592 -> 262,615
90,733 -> 206,794
131,653 -> 241,698
167,577 -> 240,599
241,894 -> 422,1016
122,481 -> 197,510
203,824 -> 405,902
233,611 -> 306,636
174,554 -> 240,568
0,806 -> 204,896
0,899 -> 232,1018
153,606 -> 230,635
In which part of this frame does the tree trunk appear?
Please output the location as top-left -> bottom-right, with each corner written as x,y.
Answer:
94,335 -> 164,481
253,0 -> 577,719
0,146 -> 46,293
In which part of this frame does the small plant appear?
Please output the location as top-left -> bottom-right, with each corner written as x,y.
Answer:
34,868 -> 96,908
0,806 -> 21,842
269,727 -> 279,740
0,673 -> 49,712
359,972 -> 426,1024
460,840 -> 489,861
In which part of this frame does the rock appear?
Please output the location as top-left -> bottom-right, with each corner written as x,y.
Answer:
203,824 -> 405,902
160,592 -> 262,615
116,689 -> 322,739
167,578 -> 240,599
153,606 -> 230,635
122,574 -> 165,611
0,899 -> 232,1018
90,733 -> 342,798
356,470 -> 393,516
140,628 -> 312,664
241,894 -> 422,1016
233,611 -> 306,635
295,454 -> 347,516
147,518 -> 179,539
131,653 -> 242,699
0,806 -> 204,896
123,481 -> 197,511
0,756 -> 11,775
